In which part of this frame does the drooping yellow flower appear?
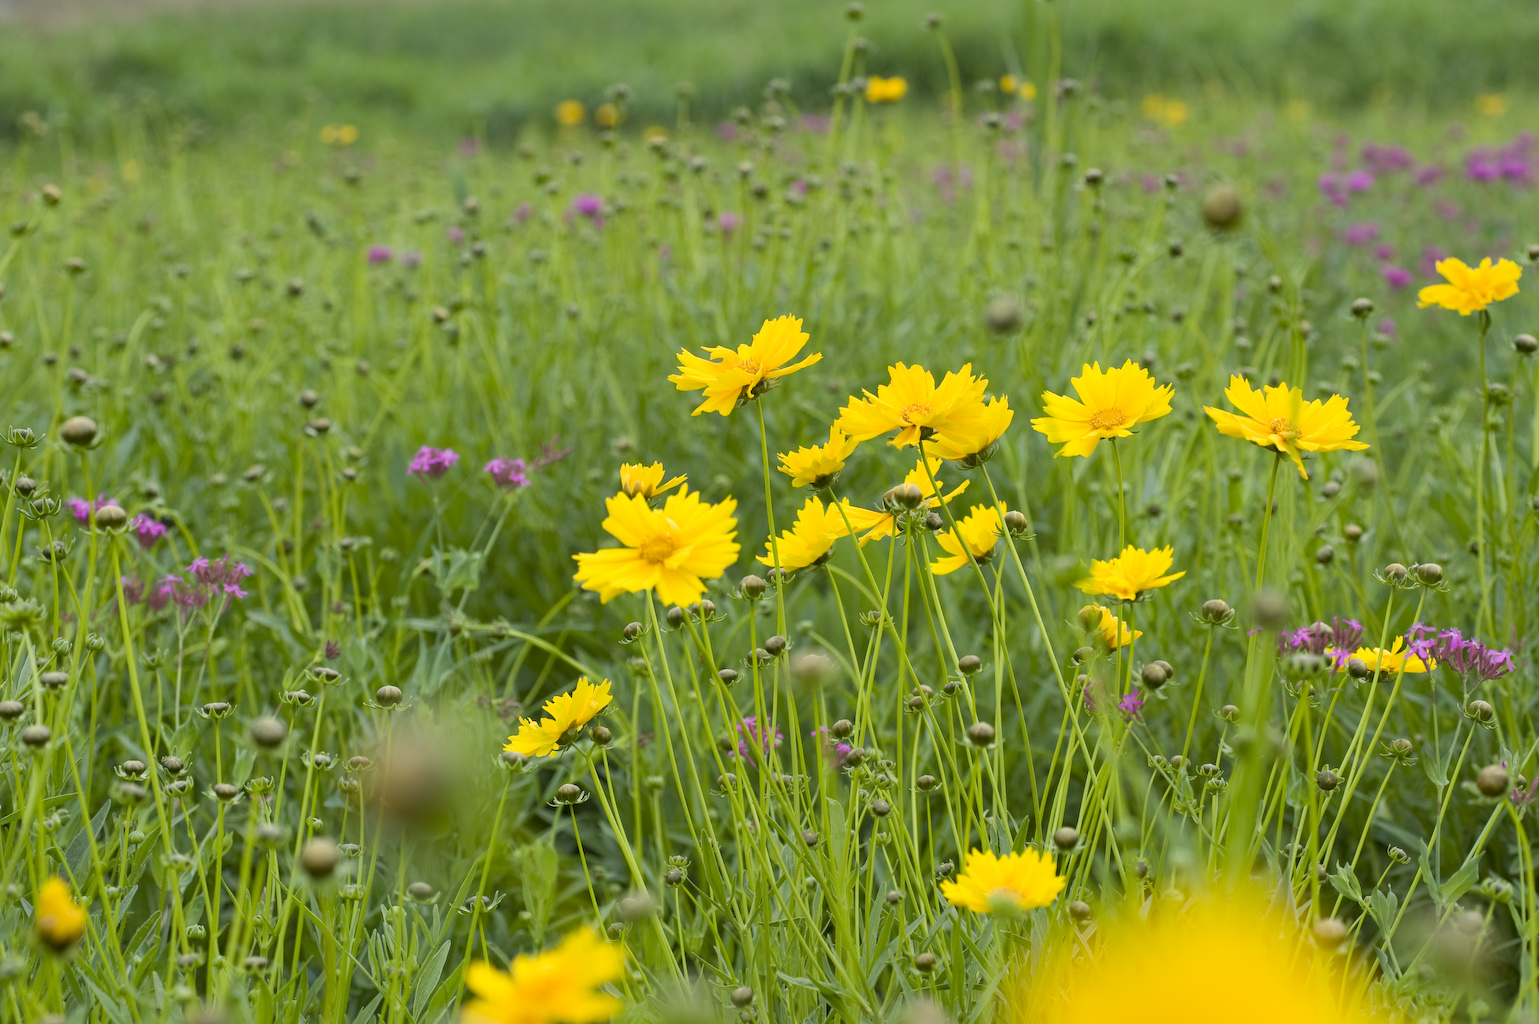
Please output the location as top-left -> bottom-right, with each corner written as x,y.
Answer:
940,847 -> 1064,915
865,76 -> 908,104
1031,360 -> 1174,458
760,497 -> 852,571
619,462 -> 685,500
463,926 -> 625,1024
573,490 -> 739,607
927,395 -> 1014,464
1203,376 -> 1369,480
505,677 -> 614,759
1082,604 -> 1141,650
1075,545 -> 1185,601
836,457 -> 969,545
1014,892 -> 1379,1024
837,363 -> 988,448
669,315 -> 822,416
1336,637 -> 1434,676
1417,256 -> 1521,315
778,425 -> 858,489
555,100 -> 587,127
931,503 -> 1005,576
35,876 -> 86,953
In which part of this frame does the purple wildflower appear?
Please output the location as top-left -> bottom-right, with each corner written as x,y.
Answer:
484,457 -> 530,490
1378,317 -> 1398,338
736,716 -> 783,766
1373,243 -> 1394,261
1362,143 -> 1413,175
1413,165 -> 1445,188
1318,172 -> 1348,207
1382,266 -> 1413,289
408,446 -> 460,480
402,250 -> 422,268
811,727 -> 853,769
447,226 -> 465,243
1345,169 -> 1375,193
1343,222 -> 1380,246
131,514 -> 167,549
569,194 -> 604,228
1118,690 -> 1146,721
718,211 -> 741,235
513,202 -> 533,223
68,495 -> 118,524
1405,623 -> 1517,681
367,245 -> 393,265
715,121 -> 738,142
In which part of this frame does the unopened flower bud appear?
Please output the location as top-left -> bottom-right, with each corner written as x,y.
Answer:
300,837 -> 341,878
916,774 -> 937,791
666,605 -> 685,628
731,987 -> 754,1008
831,719 -> 854,738
1312,917 -> 1348,945
1349,297 -> 1374,318
1200,183 -> 1243,230
374,685 -> 403,707
1003,509 -> 1029,535
958,654 -> 981,675
889,482 -> 923,510
1199,598 -> 1233,625
1413,562 -> 1443,585
1343,523 -> 1364,542
1476,763 -> 1510,797
1382,562 -> 1408,583
556,783 -> 584,804
20,724 -> 50,747
1314,545 -> 1334,565
1346,657 -> 1370,679
622,621 -> 642,641
58,415 -> 99,447
249,716 -> 287,748
740,574 -> 766,598
1140,663 -> 1168,689
966,721 -> 995,747
93,504 -> 128,531
913,952 -> 936,972
764,635 -> 787,656
1316,769 -> 1339,791
1468,699 -> 1494,722
590,725 -> 612,746
1053,826 -> 1079,850
1220,704 -> 1240,723
1516,334 -> 1538,355
1068,900 -> 1092,921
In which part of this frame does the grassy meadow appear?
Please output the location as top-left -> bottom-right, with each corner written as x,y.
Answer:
2,1 -> 1539,1022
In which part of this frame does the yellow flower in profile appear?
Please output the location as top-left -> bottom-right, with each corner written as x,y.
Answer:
940,847 -> 1064,915
837,457 -> 968,545
1336,637 -> 1434,675
463,926 -> 625,1024
1417,256 -> 1522,315
1031,360 -> 1174,458
1476,93 -> 1508,117
1075,545 -> 1185,601
928,396 -> 1013,465
838,363 -> 988,448
505,677 -> 615,759
1203,376 -> 1369,480
619,462 -> 685,500
594,102 -> 620,128
931,503 -> 1005,576
573,490 -> 739,607
760,497 -> 851,571
865,76 -> 908,104
778,425 -> 858,488
35,876 -> 86,953
669,315 -> 822,416
1082,604 -> 1141,650
1014,892 -> 1379,1024
555,100 -> 587,127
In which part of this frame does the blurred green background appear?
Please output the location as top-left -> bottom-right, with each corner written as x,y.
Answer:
2,0 -> 1537,144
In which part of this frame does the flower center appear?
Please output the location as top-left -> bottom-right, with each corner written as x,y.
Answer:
900,401 -> 931,424
638,532 -> 680,564
735,357 -> 763,377
1267,417 -> 1298,440
1089,407 -> 1127,431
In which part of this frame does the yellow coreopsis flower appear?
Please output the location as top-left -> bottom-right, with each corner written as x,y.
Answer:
669,315 -> 822,416
1417,256 -> 1521,315
928,395 -> 1013,464
1020,81 -> 1038,101
555,100 -> 587,127
1000,74 -> 1019,94
1082,604 -> 1141,650
1075,545 -> 1186,601
1336,637 -> 1434,675
838,363 -> 988,448
931,503 -> 1005,576
35,876 -> 86,953
572,489 -> 739,607
505,677 -> 615,759
760,496 -> 851,571
1031,360 -> 1174,458
463,926 -> 625,1024
594,102 -> 620,128
865,76 -> 908,103
1203,376 -> 1369,480
836,457 -> 969,545
619,462 -> 685,500
940,847 -> 1064,915
778,425 -> 858,489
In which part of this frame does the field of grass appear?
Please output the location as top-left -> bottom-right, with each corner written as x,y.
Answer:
2,2 -> 1539,1023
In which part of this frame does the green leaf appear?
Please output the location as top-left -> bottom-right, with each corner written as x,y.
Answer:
413,939 -> 452,1019
1329,862 -> 1362,904
514,841 -> 559,945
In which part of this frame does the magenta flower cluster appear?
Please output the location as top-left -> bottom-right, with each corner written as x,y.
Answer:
123,555 -> 253,613
131,515 -> 167,549
734,716 -> 782,766
1405,624 -> 1516,681
811,726 -> 854,768
1278,617 -> 1365,667
483,457 -> 530,490
407,446 -> 460,480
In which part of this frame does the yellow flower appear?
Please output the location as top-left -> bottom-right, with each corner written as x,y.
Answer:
337,124 -> 358,145
36,876 -> 86,953
463,926 -> 625,1024
619,462 -> 685,500
778,425 -> 858,488
1082,604 -> 1141,650
1417,256 -> 1521,315
505,677 -> 615,759
555,100 -> 587,127
594,102 -> 620,128
927,396 -> 1013,464
1014,892 -> 1379,1024
1031,360 -> 1174,458
669,315 -> 822,416
1020,81 -> 1038,101
865,76 -> 908,104
940,847 -> 1064,915
1075,545 -> 1185,601
931,503 -> 1005,576
1476,93 -> 1508,117
837,363 -> 988,448
760,496 -> 851,571
573,490 -> 739,607
1336,637 -> 1434,675
1203,376 -> 1369,480
836,457 -> 969,545
642,125 -> 669,144
1000,74 -> 1018,94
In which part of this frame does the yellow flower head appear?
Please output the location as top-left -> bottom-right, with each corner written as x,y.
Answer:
36,876 -> 86,953
928,395 -> 1014,464
505,677 -> 614,759
1031,360 -> 1174,458
1020,81 -> 1038,101
778,424 -> 858,489
573,489 -> 739,607
669,315 -> 822,416
1417,256 -> 1521,315
464,926 -> 625,1024
931,503 -> 1005,576
940,847 -> 1064,915
865,76 -> 908,104
1075,545 -> 1185,601
1082,604 -> 1141,650
594,102 -> 620,128
838,363 -> 988,449
760,496 -> 852,571
1000,74 -> 1018,94
1014,892 -> 1379,1024
1336,637 -> 1434,675
837,457 -> 969,545
555,100 -> 587,127
319,124 -> 359,146
1476,93 -> 1508,117
1203,375 -> 1369,479
619,462 -> 685,500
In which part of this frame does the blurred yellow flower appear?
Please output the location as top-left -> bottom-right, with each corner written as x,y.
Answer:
838,363 -> 987,448
1000,74 -> 1018,94
1337,637 -> 1434,675
1020,80 -> 1038,100
36,876 -> 86,953
1203,376 -> 1369,480
940,847 -> 1063,915
555,100 -> 587,127
865,76 -> 908,104
1285,99 -> 1312,121
778,424 -> 858,489
837,457 -> 968,545
931,503 -> 1005,575
760,496 -> 851,571
594,102 -> 620,128
121,160 -> 142,184
619,462 -> 685,500
1082,604 -> 1140,650
319,124 -> 359,146
506,677 -> 614,758
1141,94 -> 1188,127
463,926 -> 625,1024
1476,93 -> 1508,117
572,490 -> 739,606
1031,360 -> 1174,458
1075,545 -> 1185,601
1417,256 -> 1521,315
670,315 -> 822,416
642,125 -> 669,143
928,395 -> 1013,464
